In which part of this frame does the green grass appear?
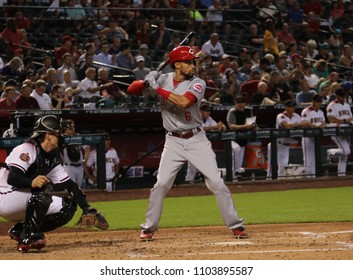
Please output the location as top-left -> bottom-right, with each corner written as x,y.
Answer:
2,187 -> 353,230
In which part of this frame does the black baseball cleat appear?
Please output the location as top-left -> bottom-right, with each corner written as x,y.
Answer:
17,233 -> 46,252
8,222 -> 23,243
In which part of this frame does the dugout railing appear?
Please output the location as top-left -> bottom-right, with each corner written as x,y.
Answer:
207,126 -> 353,182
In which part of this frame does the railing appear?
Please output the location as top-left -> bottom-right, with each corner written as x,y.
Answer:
207,127 -> 353,182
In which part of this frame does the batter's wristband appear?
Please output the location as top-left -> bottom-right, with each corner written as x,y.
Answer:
156,87 -> 172,99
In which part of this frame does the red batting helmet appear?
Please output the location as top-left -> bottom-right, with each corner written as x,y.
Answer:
169,46 -> 197,68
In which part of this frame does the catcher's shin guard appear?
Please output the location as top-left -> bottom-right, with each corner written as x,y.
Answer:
23,184 -> 53,237
40,197 -> 77,232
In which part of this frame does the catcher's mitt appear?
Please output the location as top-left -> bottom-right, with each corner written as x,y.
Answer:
75,208 -> 109,230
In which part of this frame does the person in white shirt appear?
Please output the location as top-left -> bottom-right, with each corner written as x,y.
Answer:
95,41 -> 114,70
201,32 -> 224,61
301,94 -> 326,177
267,100 -> 310,179
326,88 -> 353,176
79,67 -> 101,103
30,79 -> 53,110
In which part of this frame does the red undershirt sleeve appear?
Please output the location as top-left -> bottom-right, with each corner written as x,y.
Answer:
183,91 -> 197,105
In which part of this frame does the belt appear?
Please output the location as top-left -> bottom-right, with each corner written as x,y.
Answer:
64,163 -> 82,167
278,141 -> 290,146
106,179 -> 114,182
168,127 -> 201,139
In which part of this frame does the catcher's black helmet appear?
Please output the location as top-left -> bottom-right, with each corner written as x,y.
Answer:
31,115 -> 64,138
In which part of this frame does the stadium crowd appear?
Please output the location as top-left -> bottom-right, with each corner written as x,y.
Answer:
0,0 -> 353,110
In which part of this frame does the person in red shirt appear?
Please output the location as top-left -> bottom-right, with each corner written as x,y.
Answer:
277,22 -> 296,46
0,17 -> 26,57
0,87 -> 17,111
55,36 -> 76,67
303,0 -> 324,17
15,83 -> 40,110
15,10 -> 30,30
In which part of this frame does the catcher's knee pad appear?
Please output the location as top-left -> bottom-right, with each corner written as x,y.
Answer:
40,197 -> 78,232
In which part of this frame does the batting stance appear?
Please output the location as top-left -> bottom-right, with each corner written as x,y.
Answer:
137,46 -> 248,241
326,88 -> 353,176
0,115 -> 108,252
301,94 -> 326,177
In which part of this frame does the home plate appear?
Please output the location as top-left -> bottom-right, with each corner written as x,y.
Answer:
211,241 -> 254,245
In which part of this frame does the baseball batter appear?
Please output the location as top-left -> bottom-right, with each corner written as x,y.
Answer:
0,115 -> 106,252
301,94 -> 326,177
326,88 -> 353,176
267,100 -> 310,179
139,46 -> 248,241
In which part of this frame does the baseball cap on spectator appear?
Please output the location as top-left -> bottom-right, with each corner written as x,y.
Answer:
235,95 -> 246,103
291,53 -> 302,60
139,44 -> 148,50
224,68 -> 234,78
320,42 -> 330,49
221,54 -> 230,60
200,103 -> 212,112
318,81 -> 330,92
279,51 -> 288,58
14,48 -> 23,55
63,35 -> 75,43
239,48 -> 248,53
285,100 -> 296,107
96,24 -> 104,31
341,81 -> 352,90
136,55 -> 145,62
312,94 -> 323,102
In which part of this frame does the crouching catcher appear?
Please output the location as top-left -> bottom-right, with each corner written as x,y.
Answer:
0,115 -> 108,252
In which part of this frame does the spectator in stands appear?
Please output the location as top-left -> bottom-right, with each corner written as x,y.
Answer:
55,35 -> 75,67
287,0 -> 305,32
328,28 -> 344,57
248,23 -> 264,49
251,57 -> 271,75
45,68 -> 58,95
1,57 -> 22,81
14,10 -> 30,30
338,44 -> 352,69
79,67 -> 103,104
198,68 -> 220,102
133,56 -> 150,80
91,0 -> 112,21
63,87 -> 76,109
258,0 -> 279,20
151,20 -> 172,51
205,0 -> 228,31
108,36 -> 121,57
303,0 -> 324,17
269,71 -> 294,102
96,40 -> 114,69
227,95 -> 257,177
250,50 -> 260,66
306,39 -> 319,60
201,32 -> 224,61
237,48 -> 250,68
56,52 -> 78,84
77,43 -> 98,68
277,22 -> 296,46
51,84 -> 65,109
101,21 -> 129,42
238,59 -> 253,77
0,87 -> 16,110
77,53 -> 98,81
221,68 -> 237,104
251,80 -> 278,105
0,17 -> 30,58
97,68 -> 125,102
318,80 -> 331,104
314,42 -> 335,64
326,88 -> 353,176
135,21 -> 152,47
313,59 -> 329,78
297,22 -> 317,46
30,79 -> 53,110
167,32 -> 181,52
115,42 -> 135,70
136,44 -> 153,69
37,56 -> 53,80
263,19 -> 279,56
61,69 -> 82,101
14,83 -> 39,110
296,79 -> 317,106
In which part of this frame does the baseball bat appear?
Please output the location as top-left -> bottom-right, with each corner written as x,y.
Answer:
127,31 -> 196,96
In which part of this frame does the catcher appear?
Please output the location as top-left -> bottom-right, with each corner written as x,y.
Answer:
0,115 -> 108,252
